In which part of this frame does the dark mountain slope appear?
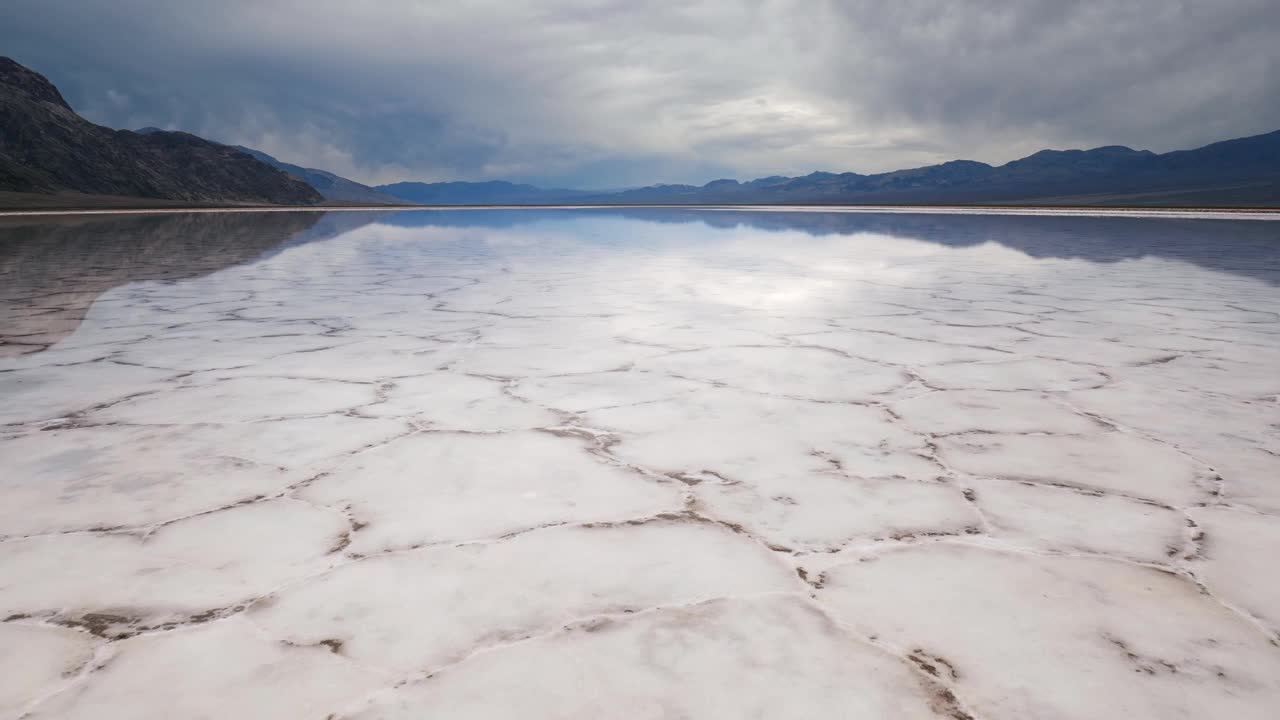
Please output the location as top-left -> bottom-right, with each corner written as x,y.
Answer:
0,57 -> 320,205
233,146 -> 401,204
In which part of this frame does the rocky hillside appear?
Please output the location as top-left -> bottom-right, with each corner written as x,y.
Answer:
0,57 -> 321,205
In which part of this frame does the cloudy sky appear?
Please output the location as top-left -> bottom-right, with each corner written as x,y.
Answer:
3,1 -> 1277,188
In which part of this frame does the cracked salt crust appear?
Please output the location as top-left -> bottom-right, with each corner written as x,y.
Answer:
2,208 -> 1279,719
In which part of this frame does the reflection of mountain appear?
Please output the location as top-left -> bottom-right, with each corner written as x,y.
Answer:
264,210 -> 392,256
375,207 -> 1280,285
0,211 -> 377,356
610,209 -> 1280,286
627,209 -> 1280,280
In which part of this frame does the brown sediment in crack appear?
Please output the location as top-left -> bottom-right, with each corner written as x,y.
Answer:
328,531 -> 353,555
576,506 -> 800,557
908,648 -> 962,680
579,510 -> 705,530
1133,354 -> 1181,366
677,499 -> 796,553
327,510 -> 371,555
921,680 -> 977,720
1179,516 -> 1207,561
1102,632 -> 1179,675
1204,471 -> 1226,503
35,602 -> 252,641
799,596 -> 982,720
665,468 -> 736,486
283,637 -> 348,655
795,567 -> 825,589
884,527 -> 981,543
575,616 -> 616,634
809,449 -> 845,473
964,474 -> 1181,511
51,612 -> 143,640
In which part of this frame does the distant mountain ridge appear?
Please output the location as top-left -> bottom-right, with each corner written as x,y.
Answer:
367,130 -> 1280,208
574,133 -> 1280,207
376,180 -> 592,205
232,146 -> 401,205
0,57 -> 320,205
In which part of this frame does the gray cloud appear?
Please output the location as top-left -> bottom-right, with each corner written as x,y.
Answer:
2,0 -> 1277,187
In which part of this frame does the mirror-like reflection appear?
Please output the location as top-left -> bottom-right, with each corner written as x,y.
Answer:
1,208 -> 1279,719
0,211 -> 388,355
4,208 -> 1278,356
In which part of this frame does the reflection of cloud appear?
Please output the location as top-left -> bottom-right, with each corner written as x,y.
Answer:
3,1 -> 1276,187
264,213 -> 1048,324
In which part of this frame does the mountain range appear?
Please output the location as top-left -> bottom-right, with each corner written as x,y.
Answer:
570,134 -> 1280,207
2,56 -> 1278,209
372,133 -> 1280,207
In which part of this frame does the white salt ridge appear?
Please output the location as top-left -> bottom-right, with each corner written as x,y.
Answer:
817,545 -> 1280,720
342,596 -> 947,720
0,362 -> 176,425
636,345 -> 910,401
24,618 -> 384,720
1189,507 -> 1280,631
0,500 -> 347,632
298,431 -> 682,553
964,477 -> 1187,563
934,431 -> 1212,507
249,519 -> 798,675
88,375 -> 379,424
0,624 -> 96,716
360,373 -> 560,430
0,415 -> 405,535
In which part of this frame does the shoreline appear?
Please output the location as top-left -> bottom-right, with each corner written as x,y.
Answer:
1,203 -> 1279,221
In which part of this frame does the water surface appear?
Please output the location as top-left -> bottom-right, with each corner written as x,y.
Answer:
2,208 -> 1279,719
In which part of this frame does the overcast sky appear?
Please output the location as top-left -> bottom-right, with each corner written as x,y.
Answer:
3,1 -> 1277,188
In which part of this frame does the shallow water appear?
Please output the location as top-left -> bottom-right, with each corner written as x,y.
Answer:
2,208 -> 1279,718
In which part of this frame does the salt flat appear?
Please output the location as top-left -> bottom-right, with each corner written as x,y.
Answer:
1,208 -> 1278,719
